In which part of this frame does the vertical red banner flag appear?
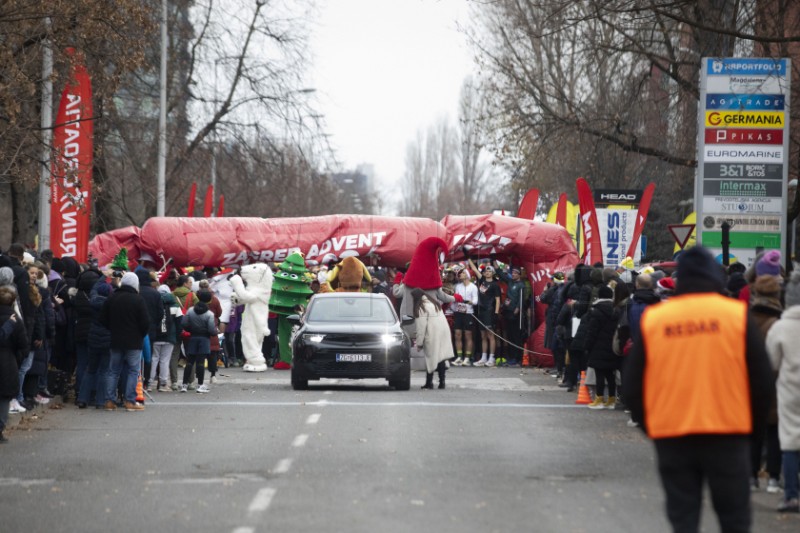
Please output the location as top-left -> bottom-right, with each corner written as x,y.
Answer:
575,177 -> 603,265
203,185 -> 214,217
216,195 -> 225,218
555,193 -> 568,228
624,182 -> 655,261
516,188 -> 539,219
50,49 -> 93,262
187,182 -> 197,217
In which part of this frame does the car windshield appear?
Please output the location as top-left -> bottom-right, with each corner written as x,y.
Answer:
306,297 -> 396,324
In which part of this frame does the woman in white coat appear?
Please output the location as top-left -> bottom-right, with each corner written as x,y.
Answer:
411,288 -> 454,389
765,270 -> 800,513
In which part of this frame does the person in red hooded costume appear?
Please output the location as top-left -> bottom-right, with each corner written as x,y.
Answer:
392,237 -> 456,336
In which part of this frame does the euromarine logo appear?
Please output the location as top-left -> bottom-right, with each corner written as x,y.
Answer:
705,111 -> 784,128
719,181 -> 766,196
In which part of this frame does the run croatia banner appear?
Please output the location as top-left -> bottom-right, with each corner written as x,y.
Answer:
50,49 -> 93,262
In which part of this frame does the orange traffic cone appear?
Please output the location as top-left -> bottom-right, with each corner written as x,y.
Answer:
522,351 -> 530,367
575,371 -> 591,405
136,374 -> 145,403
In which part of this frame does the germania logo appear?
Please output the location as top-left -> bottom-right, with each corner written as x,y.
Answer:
705,111 -> 784,128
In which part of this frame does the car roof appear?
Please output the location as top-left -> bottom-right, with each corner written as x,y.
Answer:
310,292 -> 386,300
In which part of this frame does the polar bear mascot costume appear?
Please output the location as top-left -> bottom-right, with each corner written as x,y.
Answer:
229,263 -> 274,372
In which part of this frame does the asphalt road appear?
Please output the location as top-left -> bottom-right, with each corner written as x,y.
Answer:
1,367 -> 797,533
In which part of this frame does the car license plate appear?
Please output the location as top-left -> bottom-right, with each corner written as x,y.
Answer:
336,353 -> 372,363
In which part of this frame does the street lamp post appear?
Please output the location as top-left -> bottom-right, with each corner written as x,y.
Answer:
156,0 -> 168,217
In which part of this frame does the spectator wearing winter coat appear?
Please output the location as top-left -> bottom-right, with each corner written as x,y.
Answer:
225,304 -> 244,367
583,285 -> 622,409
198,279 -> 222,382
170,275 -> 197,389
76,280 -> 112,408
136,268 -> 163,390
626,274 -> 661,346
100,272 -> 149,412
29,265 -> 55,404
180,290 -> 218,394
15,265 -> 45,411
541,272 -> 568,378
72,268 -> 101,398
4,244 -> 35,351
765,270 -> 800,513
749,274 -> 784,494
0,287 -> 29,441
150,285 -> 178,392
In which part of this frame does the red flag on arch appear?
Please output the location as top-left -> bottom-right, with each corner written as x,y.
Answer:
50,49 -> 93,262
575,177 -> 603,265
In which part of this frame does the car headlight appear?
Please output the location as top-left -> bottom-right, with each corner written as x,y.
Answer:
302,334 -> 326,343
381,333 -> 404,345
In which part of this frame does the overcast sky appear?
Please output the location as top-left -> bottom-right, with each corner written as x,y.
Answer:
309,0 -> 475,212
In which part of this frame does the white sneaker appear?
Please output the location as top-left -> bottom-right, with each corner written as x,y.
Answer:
35,394 -> 50,405
767,478 -> 782,493
475,356 -> 488,367
626,419 -> 639,428
9,399 -> 26,413
485,357 -> 495,367
462,358 -> 471,367
210,376 -> 217,384
452,357 -> 463,367
179,384 -> 188,393
196,384 -> 210,394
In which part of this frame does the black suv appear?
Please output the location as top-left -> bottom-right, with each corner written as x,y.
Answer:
289,292 -> 412,390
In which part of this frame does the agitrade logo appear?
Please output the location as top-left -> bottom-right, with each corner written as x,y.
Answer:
705,111 -> 784,128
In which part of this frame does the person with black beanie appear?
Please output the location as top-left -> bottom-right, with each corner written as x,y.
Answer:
180,290 -> 218,394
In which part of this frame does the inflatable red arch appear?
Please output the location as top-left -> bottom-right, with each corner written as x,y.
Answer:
89,214 -> 579,365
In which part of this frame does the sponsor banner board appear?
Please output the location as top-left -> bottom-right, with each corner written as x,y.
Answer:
701,231 -> 781,249
700,214 -> 781,233
705,94 -> 785,110
705,111 -> 785,129
704,145 -> 783,163
704,128 -> 783,145
697,57 -> 789,268
702,180 -> 783,197
706,75 -> 787,94
704,163 -> 783,180
593,189 -> 643,205
701,196 -> 783,215
595,207 -> 641,268
706,58 -> 787,76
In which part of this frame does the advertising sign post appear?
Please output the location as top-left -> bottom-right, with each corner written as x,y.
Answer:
696,58 -> 791,267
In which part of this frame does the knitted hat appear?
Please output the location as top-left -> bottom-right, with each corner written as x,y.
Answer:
785,271 -> 800,308
676,246 -> 724,293
657,277 -> 675,292
120,272 -> 139,292
94,281 -> 111,297
402,237 -> 448,290
598,285 -> 613,299
755,250 -> 781,277
157,284 -> 171,295
551,271 -> 564,284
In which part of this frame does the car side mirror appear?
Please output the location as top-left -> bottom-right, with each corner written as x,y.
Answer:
287,314 -> 301,326
401,315 -> 415,326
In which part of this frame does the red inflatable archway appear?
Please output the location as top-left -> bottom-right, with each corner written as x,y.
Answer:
89,214 -> 579,365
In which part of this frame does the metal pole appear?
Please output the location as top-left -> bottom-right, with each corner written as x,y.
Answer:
210,144 -> 216,216
38,17 -> 53,251
156,0 -> 168,217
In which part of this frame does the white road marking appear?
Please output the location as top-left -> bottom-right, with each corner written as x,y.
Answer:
0,478 -> 55,487
292,434 -> 309,447
149,401 -> 584,409
248,487 -> 277,513
306,413 -> 321,425
273,458 -> 292,474
225,375 -> 540,392
232,528 -> 254,533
